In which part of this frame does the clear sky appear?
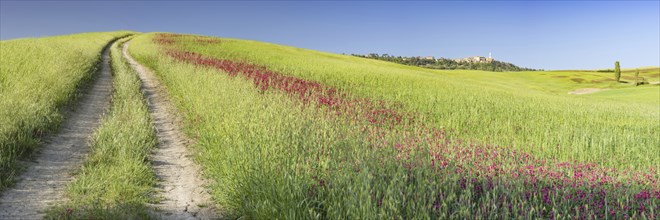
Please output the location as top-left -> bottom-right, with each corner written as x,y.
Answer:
1,1 -> 658,70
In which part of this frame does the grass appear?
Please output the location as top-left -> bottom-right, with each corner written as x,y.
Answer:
584,85 -> 660,103
172,34 -> 658,171
128,33 -> 659,219
0,31 -> 134,191
47,37 -> 158,219
432,68 -> 659,101
3,30 -> 653,218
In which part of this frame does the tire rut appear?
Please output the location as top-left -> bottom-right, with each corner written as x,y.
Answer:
0,42 -> 114,219
123,41 -> 218,219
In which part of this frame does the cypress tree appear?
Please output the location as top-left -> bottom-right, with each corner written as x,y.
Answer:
614,61 -> 621,82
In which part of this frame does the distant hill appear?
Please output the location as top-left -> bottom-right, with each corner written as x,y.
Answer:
351,53 -> 539,72
594,66 -> 660,73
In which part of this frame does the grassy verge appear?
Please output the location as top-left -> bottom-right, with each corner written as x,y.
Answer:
47,37 -> 157,219
0,31 -> 135,191
129,33 -> 658,219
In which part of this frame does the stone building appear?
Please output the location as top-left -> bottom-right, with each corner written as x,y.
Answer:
453,53 -> 494,63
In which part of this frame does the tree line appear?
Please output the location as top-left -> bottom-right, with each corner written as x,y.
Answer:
351,53 -> 539,72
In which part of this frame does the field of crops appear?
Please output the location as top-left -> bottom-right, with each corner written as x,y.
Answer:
128,33 -> 659,219
170,35 -> 659,171
0,31 -> 133,191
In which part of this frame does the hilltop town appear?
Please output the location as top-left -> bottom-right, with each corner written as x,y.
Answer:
352,53 -> 537,72
400,54 -> 495,63
453,54 -> 495,63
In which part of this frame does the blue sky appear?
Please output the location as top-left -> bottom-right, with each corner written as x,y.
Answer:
1,1 -> 658,70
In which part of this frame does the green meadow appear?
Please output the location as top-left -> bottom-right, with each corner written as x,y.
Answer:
1,31 -> 657,218
170,34 -> 659,171
127,33 -> 658,218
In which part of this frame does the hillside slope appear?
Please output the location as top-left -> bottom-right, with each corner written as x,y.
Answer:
150,33 -> 658,170
128,32 -> 658,219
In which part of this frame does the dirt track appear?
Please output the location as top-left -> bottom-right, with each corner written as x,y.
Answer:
123,42 -> 218,219
0,43 -> 114,219
568,88 -> 607,95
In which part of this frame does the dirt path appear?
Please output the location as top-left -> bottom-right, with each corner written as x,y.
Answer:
0,43 -> 114,219
568,88 -> 607,95
123,42 -> 218,219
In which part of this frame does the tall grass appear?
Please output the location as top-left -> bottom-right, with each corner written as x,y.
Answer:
0,31 -> 134,191
171,34 -> 658,171
129,33 -> 659,219
47,37 -> 157,219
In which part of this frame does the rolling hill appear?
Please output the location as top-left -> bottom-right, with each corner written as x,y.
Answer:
1,32 -> 658,219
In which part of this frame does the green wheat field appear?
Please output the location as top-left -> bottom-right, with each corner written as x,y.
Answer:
1,31 -> 658,219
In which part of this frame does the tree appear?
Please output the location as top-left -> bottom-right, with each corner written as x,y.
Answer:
614,61 -> 621,82
634,69 -> 640,86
